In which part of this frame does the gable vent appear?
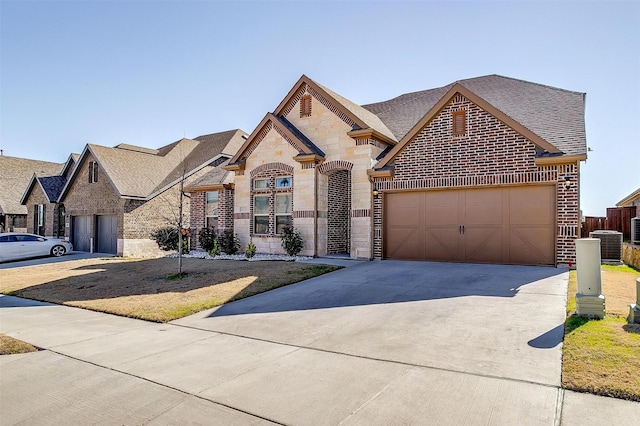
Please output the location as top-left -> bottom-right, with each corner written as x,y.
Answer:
300,95 -> 312,117
452,110 -> 467,136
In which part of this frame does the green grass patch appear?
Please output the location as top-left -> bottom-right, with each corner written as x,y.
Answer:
563,266 -> 640,401
562,316 -> 640,401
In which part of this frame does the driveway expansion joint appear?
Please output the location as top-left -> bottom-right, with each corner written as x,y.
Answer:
44,348 -> 286,426
170,322 -> 561,390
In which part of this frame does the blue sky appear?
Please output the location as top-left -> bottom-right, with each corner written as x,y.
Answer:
1,0 -> 638,216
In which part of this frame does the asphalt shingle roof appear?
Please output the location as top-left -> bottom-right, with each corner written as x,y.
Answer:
38,176 -> 67,202
0,156 -> 63,214
363,74 -> 587,155
68,129 -> 248,200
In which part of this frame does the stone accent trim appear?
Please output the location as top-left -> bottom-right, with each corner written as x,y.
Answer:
234,212 -> 251,219
281,85 -> 306,117
355,137 -> 388,149
375,169 -> 558,191
273,123 -> 309,153
293,210 -> 316,218
243,122 -> 273,160
351,209 -> 370,218
307,85 -> 356,128
250,162 -> 294,178
318,160 -> 354,175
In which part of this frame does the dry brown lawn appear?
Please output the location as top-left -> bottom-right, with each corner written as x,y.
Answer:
0,257 -> 341,322
0,334 -> 39,355
563,264 -> 640,401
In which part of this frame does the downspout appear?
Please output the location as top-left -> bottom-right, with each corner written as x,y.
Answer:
369,174 -> 375,260
314,162 -> 318,257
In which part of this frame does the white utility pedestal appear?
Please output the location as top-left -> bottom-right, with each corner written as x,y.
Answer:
628,278 -> 640,324
575,238 -> 606,319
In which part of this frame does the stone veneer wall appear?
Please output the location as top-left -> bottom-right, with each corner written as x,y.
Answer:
623,243 -> 640,270
373,94 -> 580,266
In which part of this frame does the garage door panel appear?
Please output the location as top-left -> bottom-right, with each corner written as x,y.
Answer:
425,227 -> 460,261
424,191 -> 459,225
385,193 -> 424,259
97,215 -> 117,254
464,226 -> 503,263
72,216 -> 91,253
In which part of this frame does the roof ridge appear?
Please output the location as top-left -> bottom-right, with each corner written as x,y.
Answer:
362,83 -> 453,115
457,74 -> 585,95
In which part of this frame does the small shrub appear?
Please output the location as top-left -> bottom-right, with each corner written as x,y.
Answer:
281,226 -> 304,256
198,228 -> 217,252
150,227 -> 179,251
245,240 -> 257,258
208,238 -> 221,257
218,229 -> 241,255
150,227 -> 189,253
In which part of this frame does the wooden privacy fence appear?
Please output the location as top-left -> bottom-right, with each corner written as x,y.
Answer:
581,206 -> 637,239
581,216 -> 606,238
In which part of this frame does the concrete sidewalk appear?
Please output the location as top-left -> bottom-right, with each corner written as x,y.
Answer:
1,262 -> 639,424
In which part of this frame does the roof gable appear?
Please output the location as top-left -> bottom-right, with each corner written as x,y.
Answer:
616,188 -> 640,207
375,82 -> 569,169
226,113 -> 325,169
364,74 -> 587,157
0,155 -> 63,215
274,75 -> 397,144
20,174 -> 67,205
59,130 -> 247,201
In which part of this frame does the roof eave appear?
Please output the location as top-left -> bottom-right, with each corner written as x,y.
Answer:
616,188 -> 640,207
534,154 -> 587,165
347,128 -> 397,146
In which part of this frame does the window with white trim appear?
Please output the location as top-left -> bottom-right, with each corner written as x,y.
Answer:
206,191 -> 219,229
251,173 -> 293,236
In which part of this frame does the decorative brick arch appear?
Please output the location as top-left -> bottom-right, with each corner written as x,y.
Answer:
250,162 -> 294,178
318,160 -> 353,175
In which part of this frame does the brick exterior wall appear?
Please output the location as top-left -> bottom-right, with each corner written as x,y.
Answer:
188,187 -> 235,249
62,153 -> 204,257
189,191 -> 206,248
219,187 -> 234,231
373,94 -> 580,266
327,170 -> 350,253
62,154 -> 123,253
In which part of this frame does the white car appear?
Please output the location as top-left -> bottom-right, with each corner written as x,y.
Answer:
0,233 -> 74,263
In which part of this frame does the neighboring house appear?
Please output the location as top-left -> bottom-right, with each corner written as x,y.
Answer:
183,159 -> 236,249
0,155 -> 64,233
20,154 -> 79,237
219,74 -> 586,266
616,188 -> 640,217
57,129 -> 247,257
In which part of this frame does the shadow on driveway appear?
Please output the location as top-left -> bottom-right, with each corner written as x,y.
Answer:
209,260 -> 567,317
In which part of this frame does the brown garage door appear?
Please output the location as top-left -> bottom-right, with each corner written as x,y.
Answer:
384,186 -> 556,265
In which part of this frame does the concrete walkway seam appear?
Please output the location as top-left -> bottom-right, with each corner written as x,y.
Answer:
171,322 -> 562,390
44,347 -> 286,426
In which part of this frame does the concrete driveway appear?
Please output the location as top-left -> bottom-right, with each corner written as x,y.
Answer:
175,260 -> 567,386
2,260 -> 638,424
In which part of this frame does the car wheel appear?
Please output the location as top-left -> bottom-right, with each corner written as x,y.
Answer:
51,245 -> 66,257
